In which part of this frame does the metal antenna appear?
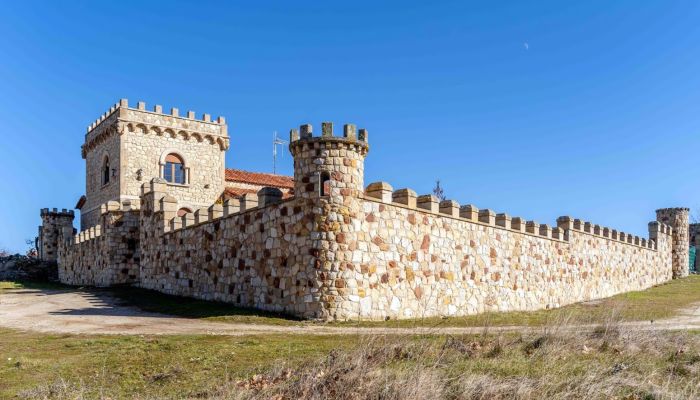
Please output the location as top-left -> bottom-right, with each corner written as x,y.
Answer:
272,131 -> 287,174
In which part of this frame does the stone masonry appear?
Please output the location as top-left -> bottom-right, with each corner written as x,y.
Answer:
656,208 -> 690,278
39,100 -> 690,321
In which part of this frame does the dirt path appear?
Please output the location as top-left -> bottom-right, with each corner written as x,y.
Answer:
1,288 -> 700,336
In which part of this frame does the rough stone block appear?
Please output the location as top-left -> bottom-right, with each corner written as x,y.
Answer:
459,205 -> 479,221
439,200 -> 460,217
393,188 -> 417,208
416,195 -> 438,213
240,193 -> 258,211
366,182 -> 394,203
258,187 -> 283,206
511,217 -> 525,232
496,213 -> 511,229
478,209 -> 495,225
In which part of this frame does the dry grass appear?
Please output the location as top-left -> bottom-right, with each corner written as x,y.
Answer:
221,325 -> 700,400
10,322 -> 700,399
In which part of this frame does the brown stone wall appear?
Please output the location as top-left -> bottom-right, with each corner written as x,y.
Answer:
58,204 -> 140,287
136,179 -> 323,317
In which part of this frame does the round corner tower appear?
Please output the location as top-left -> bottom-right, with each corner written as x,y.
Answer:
656,207 -> 690,278
288,122 -> 369,320
288,122 -> 369,204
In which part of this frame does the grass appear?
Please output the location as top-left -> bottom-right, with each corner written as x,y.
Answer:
2,278 -> 700,398
1,326 -> 699,399
0,280 -> 70,292
0,328 -> 355,399
3,275 -> 700,328
240,327 -> 700,400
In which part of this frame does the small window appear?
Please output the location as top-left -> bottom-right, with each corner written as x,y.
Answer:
164,153 -> 186,184
102,156 -> 110,185
320,172 -> 330,196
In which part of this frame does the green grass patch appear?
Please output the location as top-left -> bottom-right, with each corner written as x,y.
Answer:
0,328 -> 354,399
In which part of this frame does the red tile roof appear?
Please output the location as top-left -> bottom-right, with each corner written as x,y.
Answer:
223,187 -> 293,199
225,168 -> 293,189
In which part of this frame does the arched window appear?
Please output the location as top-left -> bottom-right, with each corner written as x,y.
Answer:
102,156 -> 110,185
163,153 -> 186,184
177,207 -> 192,217
320,171 -> 330,197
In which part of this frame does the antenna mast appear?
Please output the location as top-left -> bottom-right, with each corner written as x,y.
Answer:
272,131 -> 287,174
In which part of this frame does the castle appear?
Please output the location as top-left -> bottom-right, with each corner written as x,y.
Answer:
38,99 -> 690,321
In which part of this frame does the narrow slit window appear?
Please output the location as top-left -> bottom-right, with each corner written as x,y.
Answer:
320,172 -> 330,196
102,156 -> 110,185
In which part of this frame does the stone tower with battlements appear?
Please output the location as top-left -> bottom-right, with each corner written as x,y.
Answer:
656,207 -> 690,278
38,208 -> 75,262
79,99 -> 229,230
289,122 -> 369,319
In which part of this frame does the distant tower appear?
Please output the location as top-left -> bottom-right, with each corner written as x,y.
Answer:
38,208 -> 75,262
288,122 -> 369,319
656,207 -> 690,278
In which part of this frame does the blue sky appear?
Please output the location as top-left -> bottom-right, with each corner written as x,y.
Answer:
1,1 -> 700,253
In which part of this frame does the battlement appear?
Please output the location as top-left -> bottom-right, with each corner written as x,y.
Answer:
363,181 -> 667,250
288,122 -> 369,154
82,99 -> 229,158
86,99 -> 226,134
72,225 -> 103,245
164,189 -> 290,234
40,208 -> 75,218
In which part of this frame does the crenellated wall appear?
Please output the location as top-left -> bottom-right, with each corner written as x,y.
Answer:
134,179 -> 327,317
46,118 -> 684,321
310,184 -> 674,320
58,202 -> 140,287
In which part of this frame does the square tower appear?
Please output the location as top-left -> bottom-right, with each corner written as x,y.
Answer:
79,99 -> 229,229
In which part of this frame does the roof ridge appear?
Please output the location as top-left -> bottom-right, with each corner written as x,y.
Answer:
225,167 -> 292,178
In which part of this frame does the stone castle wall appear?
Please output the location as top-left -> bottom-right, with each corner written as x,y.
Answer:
317,192 -> 673,320
135,181 -> 321,316
58,203 -> 140,287
48,118 -> 685,321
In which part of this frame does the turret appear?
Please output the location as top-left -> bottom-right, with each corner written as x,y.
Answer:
38,208 -> 75,262
288,122 -> 369,203
288,121 -> 369,319
656,207 -> 690,278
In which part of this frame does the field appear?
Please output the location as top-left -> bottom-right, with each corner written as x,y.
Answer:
1,277 -> 700,399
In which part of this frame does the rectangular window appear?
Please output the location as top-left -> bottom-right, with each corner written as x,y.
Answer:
174,164 -> 185,184
164,162 -> 174,182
